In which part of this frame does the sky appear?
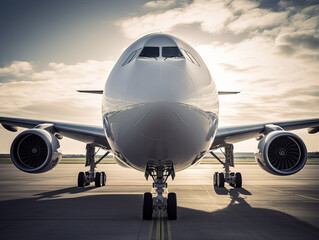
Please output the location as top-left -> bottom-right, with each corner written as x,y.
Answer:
0,0 -> 319,153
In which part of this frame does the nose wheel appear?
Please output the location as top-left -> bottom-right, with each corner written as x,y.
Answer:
143,192 -> 153,220
167,192 -> 177,220
143,162 -> 177,220
142,191 -> 177,220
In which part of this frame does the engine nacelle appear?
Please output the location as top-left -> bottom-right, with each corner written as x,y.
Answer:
255,131 -> 307,175
10,129 -> 62,173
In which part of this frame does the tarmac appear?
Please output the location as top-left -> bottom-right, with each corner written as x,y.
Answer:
0,164 -> 319,240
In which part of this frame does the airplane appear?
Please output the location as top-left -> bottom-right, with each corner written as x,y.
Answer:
1,33 -> 319,220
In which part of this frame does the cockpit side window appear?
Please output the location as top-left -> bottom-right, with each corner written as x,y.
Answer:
186,51 -> 200,66
139,47 -> 159,58
162,46 -> 183,58
180,49 -> 192,62
180,48 -> 200,66
122,48 -> 140,66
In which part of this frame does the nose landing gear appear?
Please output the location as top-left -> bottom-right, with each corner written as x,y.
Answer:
143,162 -> 177,220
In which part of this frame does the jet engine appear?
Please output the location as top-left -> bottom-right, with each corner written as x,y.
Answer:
10,129 -> 62,173
255,131 -> 307,175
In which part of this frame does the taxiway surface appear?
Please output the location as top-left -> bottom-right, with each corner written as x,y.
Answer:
0,164 -> 319,240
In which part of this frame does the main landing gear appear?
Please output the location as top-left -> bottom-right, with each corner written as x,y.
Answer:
143,162 -> 177,220
211,144 -> 242,188
77,144 -> 110,188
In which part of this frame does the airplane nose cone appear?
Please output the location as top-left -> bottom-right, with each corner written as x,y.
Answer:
125,61 -> 198,106
133,103 -> 179,141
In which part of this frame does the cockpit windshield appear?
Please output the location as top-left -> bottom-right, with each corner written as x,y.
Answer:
162,47 -> 183,58
139,47 -> 159,58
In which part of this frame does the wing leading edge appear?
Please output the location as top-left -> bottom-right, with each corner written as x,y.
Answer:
77,90 -> 103,94
0,117 -> 110,149
2,117 -> 318,152
212,118 -> 319,149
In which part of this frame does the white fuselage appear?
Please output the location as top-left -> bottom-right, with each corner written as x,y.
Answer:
102,33 -> 219,172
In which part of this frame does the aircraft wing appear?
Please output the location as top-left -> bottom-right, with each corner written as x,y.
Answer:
0,117 -> 110,149
212,118 -> 319,149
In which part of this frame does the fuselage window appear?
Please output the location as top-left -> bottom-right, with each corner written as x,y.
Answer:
162,46 -> 183,58
122,49 -> 140,66
139,47 -> 160,58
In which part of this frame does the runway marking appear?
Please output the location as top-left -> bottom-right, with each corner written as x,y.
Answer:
156,212 -> 161,240
166,218 -> 172,240
255,185 -> 319,201
148,211 -> 172,240
161,212 -> 164,240
148,218 -> 154,240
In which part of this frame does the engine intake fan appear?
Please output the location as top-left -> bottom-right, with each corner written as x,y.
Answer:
255,131 -> 307,175
10,129 -> 62,173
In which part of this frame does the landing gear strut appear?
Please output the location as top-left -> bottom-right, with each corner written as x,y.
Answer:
77,144 -> 109,188
211,144 -> 242,188
143,161 -> 177,220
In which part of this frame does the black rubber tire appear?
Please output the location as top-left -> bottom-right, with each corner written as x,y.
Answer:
217,172 -> 225,187
95,172 -> 102,187
101,172 -> 106,186
77,172 -> 85,187
213,172 -> 218,186
235,172 -> 242,188
143,192 -> 153,220
85,171 -> 90,186
167,192 -> 177,220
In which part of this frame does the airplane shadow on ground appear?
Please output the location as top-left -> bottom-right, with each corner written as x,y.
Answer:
0,186 -> 318,240
34,186 -> 97,199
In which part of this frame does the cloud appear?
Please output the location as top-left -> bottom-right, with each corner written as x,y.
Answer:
194,32 -> 319,129
276,44 -> 296,56
117,0 -> 232,39
0,61 -> 33,78
118,0 -> 319,56
118,0 -> 295,39
269,4 -> 319,61
279,32 -> 319,50
276,32 -> 319,60
298,53 -> 319,62
228,8 -> 288,34
0,59 -> 117,153
2,1 -> 319,152
218,63 -> 260,72
0,59 -> 115,124
229,0 -> 259,12
144,0 -> 183,9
